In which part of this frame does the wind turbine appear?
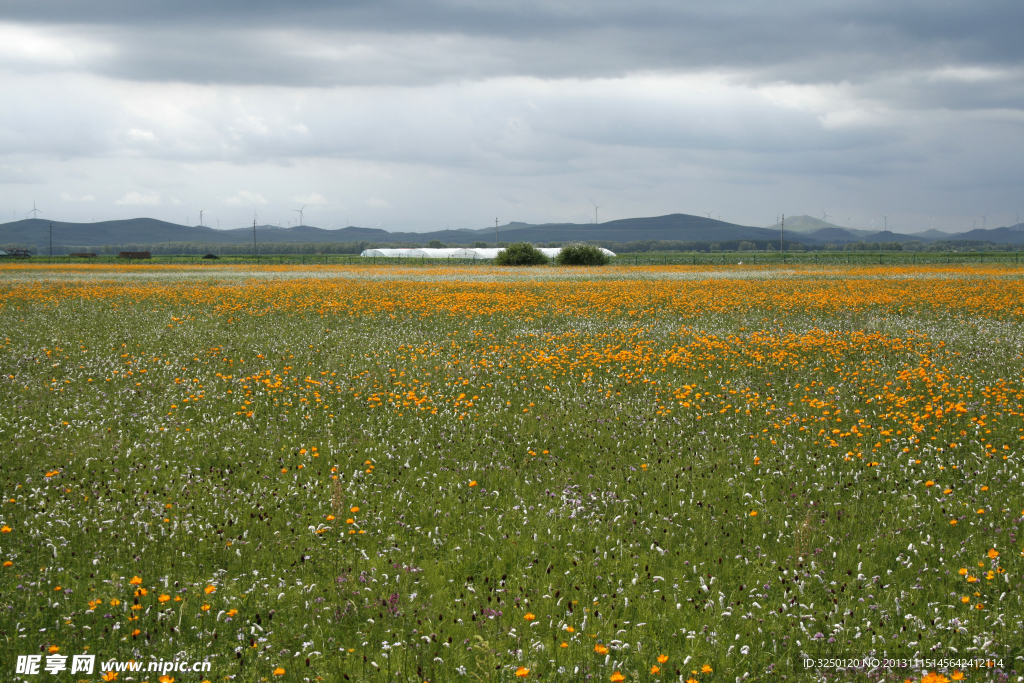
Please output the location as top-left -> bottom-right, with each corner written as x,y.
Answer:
293,205 -> 305,227
587,199 -> 604,224
822,210 -> 831,225
26,201 -> 42,219
199,208 -> 205,227
703,210 -> 715,220
880,215 -> 888,231
978,214 -> 987,230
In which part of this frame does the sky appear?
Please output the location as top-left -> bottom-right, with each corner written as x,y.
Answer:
1,0 -> 1022,233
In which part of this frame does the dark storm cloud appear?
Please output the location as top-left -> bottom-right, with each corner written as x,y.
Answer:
2,0 -> 1022,88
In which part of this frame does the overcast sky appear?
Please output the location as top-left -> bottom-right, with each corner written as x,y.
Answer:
1,0 -> 1022,232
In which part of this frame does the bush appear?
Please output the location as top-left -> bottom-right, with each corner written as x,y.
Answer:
556,243 -> 609,266
495,242 -> 548,266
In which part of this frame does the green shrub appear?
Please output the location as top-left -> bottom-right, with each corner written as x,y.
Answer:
495,242 -> 548,266
556,243 -> 609,266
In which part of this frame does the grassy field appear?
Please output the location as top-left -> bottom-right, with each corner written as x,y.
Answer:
1,263 -> 1022,682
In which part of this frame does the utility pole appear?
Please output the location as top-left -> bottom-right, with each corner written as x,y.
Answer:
780,214 -> 785,263
495,218 -> 499,246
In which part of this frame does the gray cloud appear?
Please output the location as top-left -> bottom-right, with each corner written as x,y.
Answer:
0,0 -> 1021,231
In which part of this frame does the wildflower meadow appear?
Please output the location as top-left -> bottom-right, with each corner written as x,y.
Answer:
1,263 -> 1022,682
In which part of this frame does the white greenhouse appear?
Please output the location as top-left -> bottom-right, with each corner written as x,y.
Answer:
359,246 -> 616,259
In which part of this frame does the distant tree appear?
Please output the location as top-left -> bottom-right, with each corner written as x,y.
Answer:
738,241 -> 755,251
428,239 -> 445,248
709,243 -> 721,252
495,242 -> 548,266
556,243 -> 609,266
472,241 -> 489,248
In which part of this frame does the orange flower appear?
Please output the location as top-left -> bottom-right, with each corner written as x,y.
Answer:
610,672 -> 625,682
350,506 -> 360,513
469,481 -> 477,487
326,515 -> 335,521
0,525 -> 11,533
925,480 -> 935,487
132,629 -> 141,636
129,576 -> 142,585
749,510 -> 758,517
2,561 -> 11,567
227,609 -> 238,617
204,584 -> 216,594
101,672 -> 118,682
594,644 -> 609,655
273,668 -> 285,676
988,548 -> 999,559
524,612 -> 535,621
560,642 -> 568,648
48,645 -> 60,653
657,655 -> 668,664
159,676 -> 175,683
515,667 -> 530,678
951,671 -> 965,681
701,665 -> 713,673
201,604 -> 211,611
650,665 -> 661,674
158,594 -> 171,603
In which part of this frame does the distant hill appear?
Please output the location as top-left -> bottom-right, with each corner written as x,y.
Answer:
807,227 -> 863,243
3,215 -> 1023,251
1,214 -> 826,249
858,230 -> 922,243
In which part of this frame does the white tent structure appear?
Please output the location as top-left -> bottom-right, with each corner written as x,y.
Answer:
405,248 -> 463,258
360,248 -> 415,257
360,246 -> 616,259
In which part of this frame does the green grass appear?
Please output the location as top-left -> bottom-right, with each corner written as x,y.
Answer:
0,265 -> 1022,682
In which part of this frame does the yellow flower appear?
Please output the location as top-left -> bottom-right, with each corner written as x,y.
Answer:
959,568 -> 968,575
200,604 -> 211,611
961,596 -> 970,603
48,645 -> 60,653
702,665 -> 713,673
